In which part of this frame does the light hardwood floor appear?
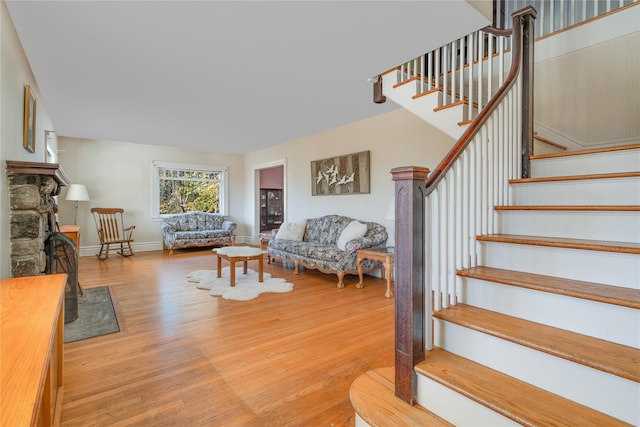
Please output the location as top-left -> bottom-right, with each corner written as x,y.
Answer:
62,249 -> 394,426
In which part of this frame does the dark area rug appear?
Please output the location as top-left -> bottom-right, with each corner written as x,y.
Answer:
64,286 -> 120,343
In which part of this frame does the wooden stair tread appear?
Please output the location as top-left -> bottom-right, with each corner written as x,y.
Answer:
433,304 -> 640,382
531,143 -> 640,160
494,205 -> 640,211
477,234 -> 640,254
415,348 -> 633,426
457,266 -> 640,309
392,75 -> 420,89
350,367 -> 453,426
510,171 -> 640,184
412,87 -> 440,100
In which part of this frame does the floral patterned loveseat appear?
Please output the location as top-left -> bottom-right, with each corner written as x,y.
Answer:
267,214 -> 388,288
161,211 -> 236,255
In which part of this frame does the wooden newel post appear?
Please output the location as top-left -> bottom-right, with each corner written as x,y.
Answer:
390,166 -> 429,405
517,6 -> 537,178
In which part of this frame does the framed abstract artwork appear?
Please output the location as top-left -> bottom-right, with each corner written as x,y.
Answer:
23,85 -> 37,153
311,150 -> 370,196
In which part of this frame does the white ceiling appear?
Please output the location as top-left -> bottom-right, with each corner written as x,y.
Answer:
6,1 -> 489,154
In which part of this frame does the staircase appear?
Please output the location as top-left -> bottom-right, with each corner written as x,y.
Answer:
353,144 -> 640,427
351,2 -> 639,426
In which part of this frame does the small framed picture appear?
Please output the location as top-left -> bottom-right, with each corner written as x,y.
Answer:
23,84 -> 37,153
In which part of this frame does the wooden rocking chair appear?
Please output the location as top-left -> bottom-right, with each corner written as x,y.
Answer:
91,208 -> 135,260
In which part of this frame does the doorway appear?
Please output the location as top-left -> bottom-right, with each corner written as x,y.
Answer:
256,164 -> 285,235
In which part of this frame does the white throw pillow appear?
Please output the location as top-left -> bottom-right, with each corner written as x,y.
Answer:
275,220 -> 307,241
337,220 -> 367,251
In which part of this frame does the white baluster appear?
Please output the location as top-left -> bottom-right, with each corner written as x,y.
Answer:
425,195 -> 433,350
427,51 -> 433,91
488,34 -> 493,106
468,139 -> 477,267
435,48 -> 441,94
443,44 -> 449,105
439,178 -> 448,308
467,33 -> 474,119
498,36 -> 505,87
569,0 -> 575,26
459,37 -> 464,106
478,31 -> 484,111
461,150 -> 470,269
451,40 -> 457,103
431,188 -> 440,311
447,170 -> 455,306
539,0 -> 546,37
479,126 -> 487,237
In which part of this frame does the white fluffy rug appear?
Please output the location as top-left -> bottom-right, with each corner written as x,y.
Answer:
186,267 -> 293,301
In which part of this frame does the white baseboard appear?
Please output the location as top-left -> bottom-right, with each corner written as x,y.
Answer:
78,237 -> 262,258
79,241 -> 163,257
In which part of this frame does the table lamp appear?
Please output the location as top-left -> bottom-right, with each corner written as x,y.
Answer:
66,184 -> 90,225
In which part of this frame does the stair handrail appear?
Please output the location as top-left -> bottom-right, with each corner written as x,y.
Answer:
424,24 -> 520,195
390,5 -> 537,405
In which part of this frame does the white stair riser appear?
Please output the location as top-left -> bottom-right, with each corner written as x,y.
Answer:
383,75 -> 466,140
354,414 -> 369,427
416,374 -> 519,426
511,177 -> 640,205
480,241 -> 640,289
460,277 -> 640,348
532,149 -> 640,177
433,321 -> 640,425
497,210 -> 640,243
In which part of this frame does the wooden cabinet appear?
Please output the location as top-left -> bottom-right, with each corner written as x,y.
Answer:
260,189 -> 283,231
1,274 -> 66,426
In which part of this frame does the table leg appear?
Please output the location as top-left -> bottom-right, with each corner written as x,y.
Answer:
243,260 -> 248,275
230,259 -> 236,287
258,256 -> 264,283
384,260 -> 394,298
217,254 -> 222,278
356,256 -> 364,289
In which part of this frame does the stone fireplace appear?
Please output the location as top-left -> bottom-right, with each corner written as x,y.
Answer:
6,161 -> 68,277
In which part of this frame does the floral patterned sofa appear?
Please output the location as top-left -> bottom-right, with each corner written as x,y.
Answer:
267,214 -> 388,288
161,211 -> 236,255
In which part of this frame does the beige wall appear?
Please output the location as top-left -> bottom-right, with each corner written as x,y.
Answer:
58,109 -> 455,254
244,109 -> 455,247
1,1 -> 56,278
57,137 -> 245,256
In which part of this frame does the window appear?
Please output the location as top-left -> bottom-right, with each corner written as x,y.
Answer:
152,161 -> 228,218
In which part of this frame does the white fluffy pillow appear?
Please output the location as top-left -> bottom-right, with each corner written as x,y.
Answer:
275,220 -> 307,241
337,220 -> 367,251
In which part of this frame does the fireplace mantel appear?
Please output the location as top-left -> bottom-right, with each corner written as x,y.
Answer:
6,160 -> 70,189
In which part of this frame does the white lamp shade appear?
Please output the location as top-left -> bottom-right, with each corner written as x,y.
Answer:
66,184 -> 90,202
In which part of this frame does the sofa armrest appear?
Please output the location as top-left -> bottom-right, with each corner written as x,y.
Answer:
343,224 -> 388,253
222,220 -> 237,233
160,221 -> 175,233
344,236 -> 383,253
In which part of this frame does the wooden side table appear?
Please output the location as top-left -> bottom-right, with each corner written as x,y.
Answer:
59,224 -> 83,295
356,247 -> 394,298
59,224 -> 80,250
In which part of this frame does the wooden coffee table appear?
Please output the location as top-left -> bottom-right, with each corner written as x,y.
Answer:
214,246 -> 264,287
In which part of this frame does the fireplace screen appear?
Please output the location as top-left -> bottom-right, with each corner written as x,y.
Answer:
46,232 -> 79,323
